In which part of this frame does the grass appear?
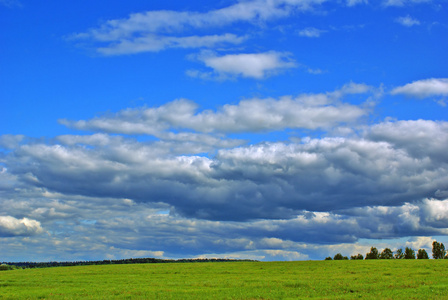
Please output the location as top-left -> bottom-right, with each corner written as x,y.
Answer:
1,260 -> 448,299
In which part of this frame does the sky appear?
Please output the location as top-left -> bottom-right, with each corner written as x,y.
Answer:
1,0 -> 448,262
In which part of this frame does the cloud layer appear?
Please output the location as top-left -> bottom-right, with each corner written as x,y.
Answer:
3,78 -> 447,261
6,117 -> 448,222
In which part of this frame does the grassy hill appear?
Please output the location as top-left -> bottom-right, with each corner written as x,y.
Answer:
1,260 -> 447,299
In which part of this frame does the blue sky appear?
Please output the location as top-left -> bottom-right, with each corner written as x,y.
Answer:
1,0 -> 448,261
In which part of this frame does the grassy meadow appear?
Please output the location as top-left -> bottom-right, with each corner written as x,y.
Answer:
1,260 -> 448,299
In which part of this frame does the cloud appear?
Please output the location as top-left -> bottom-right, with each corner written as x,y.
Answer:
306,67 -> 325,74
60,84 -> 373,135
1,121 -> 448,261
2,174 -> 445,259
298,27 -> 326,38
2,80 -> 447,260
367,120 -> 448,160
395,15 -> 421,27
346,0 -> 368,6
0,134 -> 25,149
0,216 -> 44,237
383,0 -> 432,6
96,34 -> 247,55
193,51 -> 297,79
73,0 -> 326,54
391,78 -> 448,98
4,118 -> 448,222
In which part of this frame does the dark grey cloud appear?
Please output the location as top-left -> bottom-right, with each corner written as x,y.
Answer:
1,175 -> 447,261
3,120 -> 448,223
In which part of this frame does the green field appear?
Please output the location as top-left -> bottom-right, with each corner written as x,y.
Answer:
1,260 -> 448,299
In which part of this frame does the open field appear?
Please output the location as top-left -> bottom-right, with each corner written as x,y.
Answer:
1,260 -> 448,299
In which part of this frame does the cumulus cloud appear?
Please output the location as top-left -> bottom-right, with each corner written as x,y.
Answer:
2,135 -> 448,261
391,78 -> 448,98
5,118 -> 448,222
0,216 -> 44,237
60,84 -> 372,135
17,86 -> 448,225
73,0 -> 325,54
419,199 -> 448,228
192,51 -> 297,79
395,15 -> 420,27
2,80 -> 448,260
367,120 -> 448,160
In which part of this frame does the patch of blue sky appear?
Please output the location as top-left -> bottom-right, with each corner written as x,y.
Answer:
79,219 -> 97,225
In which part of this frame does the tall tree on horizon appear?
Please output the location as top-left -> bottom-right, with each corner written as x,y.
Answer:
432,241 -> 446,259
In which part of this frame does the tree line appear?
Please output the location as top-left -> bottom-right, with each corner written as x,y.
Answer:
325,241 -> 447,260
1,257 -> 256,270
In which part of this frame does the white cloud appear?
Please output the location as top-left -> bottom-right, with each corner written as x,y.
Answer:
367,120 -> 448,160
262,250 -> 309,260
395,15 -> 421,27
60,83 -> 373,135
420,199 -> 448,227
195,51 -> 297,79
74,0 -> 326,54
298,27 -> 326,38
391,78 -> 448,98
0,216 -> 44,237
97,34 -> 247,55
93,0 -> 325,37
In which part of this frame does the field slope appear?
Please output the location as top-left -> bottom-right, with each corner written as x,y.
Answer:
1,260 -> 447,299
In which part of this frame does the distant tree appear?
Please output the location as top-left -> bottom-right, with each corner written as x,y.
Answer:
350,254 -> 364,260
394,248 -> 404,259
417,249 -> 429,259
379,248 -> 394,259
325,256 -> 333,260
0,264 -> 15,271
365,247 -> 379,259
404,247 -> 416,259
333,253 -> 348,260
432,241 -> 446,259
